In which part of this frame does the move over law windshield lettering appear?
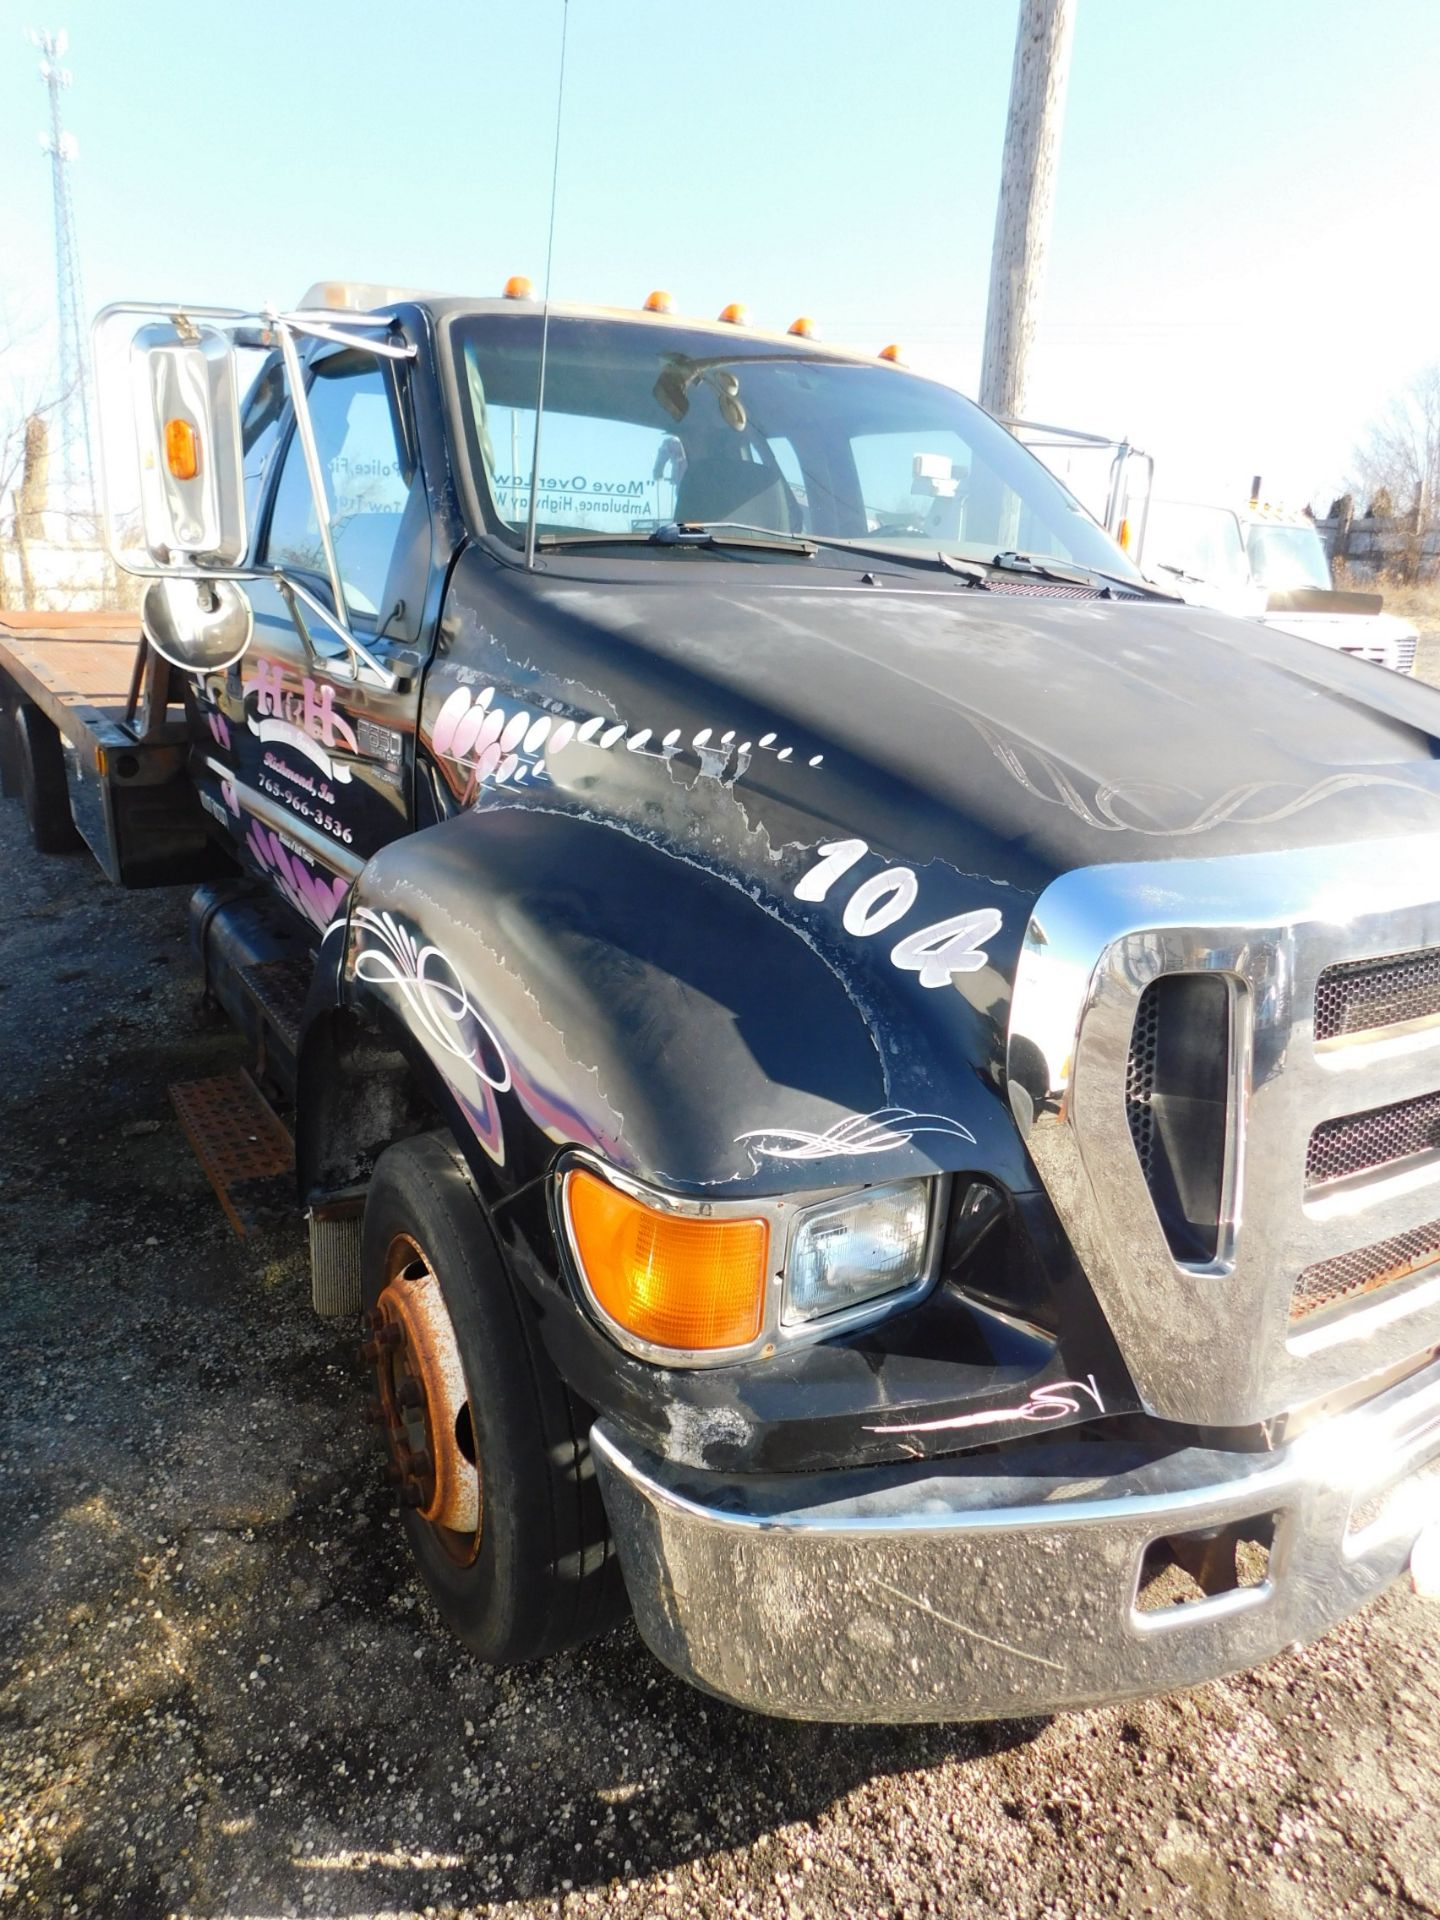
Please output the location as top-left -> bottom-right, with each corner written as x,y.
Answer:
452,311 -> 1146,574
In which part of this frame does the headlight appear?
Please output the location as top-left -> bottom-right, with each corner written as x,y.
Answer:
559,1162 -> 941,1365
784,1179 -> 933,1325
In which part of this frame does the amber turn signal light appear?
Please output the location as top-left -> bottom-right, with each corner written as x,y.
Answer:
164,416 -> 199,481
564,1168 -> 769,1353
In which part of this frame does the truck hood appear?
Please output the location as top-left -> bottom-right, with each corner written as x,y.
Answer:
527,567 -> 1440,886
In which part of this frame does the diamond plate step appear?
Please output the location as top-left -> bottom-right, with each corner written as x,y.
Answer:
237,955 -> 315,1058
169,1069 -> 294,1237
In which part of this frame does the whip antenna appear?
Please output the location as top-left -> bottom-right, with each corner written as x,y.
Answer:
524,0 -> 570,571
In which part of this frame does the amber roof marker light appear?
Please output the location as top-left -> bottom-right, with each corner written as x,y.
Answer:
717,302 -> 752,326
787,316 -> 820,339
878,343 -> 905,364
502,275 -> 535,300
643,289 -> 675,313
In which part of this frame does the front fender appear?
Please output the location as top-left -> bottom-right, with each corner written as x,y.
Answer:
294,803 -> 1141,1473
314,800 -> 1035,1203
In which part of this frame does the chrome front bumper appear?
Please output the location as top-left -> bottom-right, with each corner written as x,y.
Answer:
592,1355 -> 1440,1723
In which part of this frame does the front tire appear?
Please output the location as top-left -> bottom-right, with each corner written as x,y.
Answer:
359,1131 -> 627,1664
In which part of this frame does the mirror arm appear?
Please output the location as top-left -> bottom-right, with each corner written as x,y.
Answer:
274,323 -> 350,639
275,577 -> 321,669
273,312 -> 417,361
273,572 -> 399,688
141,564 -> 398,691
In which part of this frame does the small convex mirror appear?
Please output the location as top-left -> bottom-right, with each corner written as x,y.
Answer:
141,576 -> 254,673
128,318 -> 247,568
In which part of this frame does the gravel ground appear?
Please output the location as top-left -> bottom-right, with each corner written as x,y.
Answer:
1,784 -> 1439,1920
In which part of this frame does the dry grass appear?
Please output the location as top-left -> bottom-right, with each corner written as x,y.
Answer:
1334,560 -> 1440,633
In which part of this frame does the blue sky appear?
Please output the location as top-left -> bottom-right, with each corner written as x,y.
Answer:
3,0 -> 1438,508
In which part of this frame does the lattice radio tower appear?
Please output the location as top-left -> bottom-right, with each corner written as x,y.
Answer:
29,27 -> 96,515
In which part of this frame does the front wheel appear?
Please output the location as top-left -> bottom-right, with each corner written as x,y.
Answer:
358,1131 -> 627,1664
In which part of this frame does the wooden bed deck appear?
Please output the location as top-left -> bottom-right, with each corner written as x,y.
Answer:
0,609 -> 144,735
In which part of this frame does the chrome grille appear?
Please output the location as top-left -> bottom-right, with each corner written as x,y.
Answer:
1306,1087 -> 1440,1187
1292,1218 -> 1440,1321
1315,948 -> 1440,1041
1008,836 -> 1440,1427
1124,989 -> 1160,1175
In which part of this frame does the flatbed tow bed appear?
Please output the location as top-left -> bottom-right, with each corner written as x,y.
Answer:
0,606 -> 301,1230
0,608 -> 222,886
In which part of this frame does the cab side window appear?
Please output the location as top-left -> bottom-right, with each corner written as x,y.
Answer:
262,352 -> 416,622
240,353 -> 285,540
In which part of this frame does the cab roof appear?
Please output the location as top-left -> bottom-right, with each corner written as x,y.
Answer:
295,280 -> 892,366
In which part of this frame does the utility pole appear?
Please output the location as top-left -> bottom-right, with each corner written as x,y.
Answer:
29,25 -> 96,516
979,0 -> 1077,421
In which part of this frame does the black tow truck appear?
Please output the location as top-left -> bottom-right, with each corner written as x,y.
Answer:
2,280 -> 1439,1722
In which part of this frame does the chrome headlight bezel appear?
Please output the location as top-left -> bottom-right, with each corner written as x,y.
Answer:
555,1150 -> 947,1369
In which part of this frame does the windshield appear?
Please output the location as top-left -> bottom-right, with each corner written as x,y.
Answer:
1143,501 -> 1252,587
446,312 -> 1143,578
1246,522 -> 1332,591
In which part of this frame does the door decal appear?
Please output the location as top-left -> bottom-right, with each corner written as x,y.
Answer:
246,658 -> 358,783
246,821 -> 350,932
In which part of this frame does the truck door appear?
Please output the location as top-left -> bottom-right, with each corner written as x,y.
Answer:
200,343 -> 430,928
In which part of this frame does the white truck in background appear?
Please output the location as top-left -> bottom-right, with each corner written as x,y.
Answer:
1241,493 -> 1419,676
1011,427 -> 1419,676
1147,490 -> 1419,676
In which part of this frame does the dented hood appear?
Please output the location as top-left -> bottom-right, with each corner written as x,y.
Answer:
392,556 -> 1440,1197
527,567 -> 1440,884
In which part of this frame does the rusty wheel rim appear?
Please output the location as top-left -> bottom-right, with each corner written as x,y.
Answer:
362,1233 -> 482,1567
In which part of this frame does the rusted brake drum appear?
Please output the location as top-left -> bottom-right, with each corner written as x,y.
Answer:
363,1237 -> 481,1553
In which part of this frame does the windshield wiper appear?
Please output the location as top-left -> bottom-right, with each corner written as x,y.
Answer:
537,521 -> 990,579
990,549 -> 1175,599
991,550 -> 1102,586
535,521 -> 1169,598
536,521 -> 816,557
804,535 -> 1164,595
720,530 -> 994,584
650,521 -> 816,554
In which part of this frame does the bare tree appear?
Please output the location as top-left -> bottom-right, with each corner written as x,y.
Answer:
0,307 -> 69,608
1347,365 -> 1440,530
0,302 -> 124,610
